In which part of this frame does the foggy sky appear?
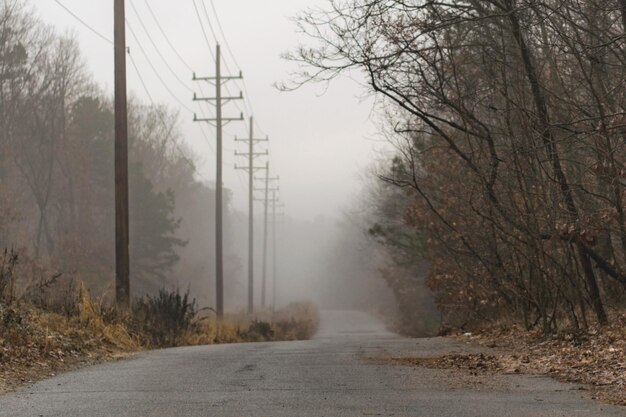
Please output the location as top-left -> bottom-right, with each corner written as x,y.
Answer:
37,0 -> 383,221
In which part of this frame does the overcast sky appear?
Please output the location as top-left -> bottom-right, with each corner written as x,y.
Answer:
36,0 -> 383,221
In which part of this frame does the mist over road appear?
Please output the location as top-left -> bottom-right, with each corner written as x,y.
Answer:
0,311 -> 623,416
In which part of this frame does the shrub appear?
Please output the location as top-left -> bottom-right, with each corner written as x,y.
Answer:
132,288 -> 197,347
240,320 -> 275,342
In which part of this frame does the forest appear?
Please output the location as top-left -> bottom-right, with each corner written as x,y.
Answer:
0,0 -> 245,308
290,0 -> 626,333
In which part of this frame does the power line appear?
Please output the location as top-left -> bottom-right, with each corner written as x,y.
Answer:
208,0 -> 239,71
53,0 -> 113,45
192,0 -> 246,120
126,23 -> 195,113
142,0 -> 194,72
128,51 -> 210,184
52,1 -> 215,181
206,0 -> 261,134
129,0 -> 216,154
198,0 -> 220,49
128,0 -> 194,93
192,0 -> 216,61
196,2 -> 274,197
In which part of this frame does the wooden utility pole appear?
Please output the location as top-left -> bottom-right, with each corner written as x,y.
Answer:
272,193 -> 276,312
261,163 -> 270,308
272,197 -> 284,313
114,0 -> 130,308
235,117 -> 267,314
255,170 -> 279,308
193,45 -> 243,319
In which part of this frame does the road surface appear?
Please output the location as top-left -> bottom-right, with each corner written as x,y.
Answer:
0,310 -> 624,416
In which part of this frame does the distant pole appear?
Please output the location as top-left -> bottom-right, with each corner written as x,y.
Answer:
271,190 -> 277,312
271,198 -> 284,313
247,118 -> 254,314
254,172 -> 278,309
261,162 -> 270,308
114,0 -> 130,308
215,44 -> 224,319
193,47 -> 243,319
234,119 -> 268,314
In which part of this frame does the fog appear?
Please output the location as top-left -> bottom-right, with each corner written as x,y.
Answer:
1,0 -> 403,318
37,0 -> 380,221
3,1 -> 624,412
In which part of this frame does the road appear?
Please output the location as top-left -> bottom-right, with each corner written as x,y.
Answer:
0,310 -> 624,416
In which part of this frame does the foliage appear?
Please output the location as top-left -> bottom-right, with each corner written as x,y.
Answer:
291,0 -> 626,333
0,271 -> 320,392
132,288 -> 197,348
0,1 -> 233,304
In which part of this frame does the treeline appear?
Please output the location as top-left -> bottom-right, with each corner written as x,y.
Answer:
0,1 -> 240,306
292,0 -> 626,332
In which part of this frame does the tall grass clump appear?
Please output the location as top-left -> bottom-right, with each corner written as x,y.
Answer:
132,288 -> 197,347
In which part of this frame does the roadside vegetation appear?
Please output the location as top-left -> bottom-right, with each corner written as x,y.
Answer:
289,0 -> 626,405
0,250 -> 319,393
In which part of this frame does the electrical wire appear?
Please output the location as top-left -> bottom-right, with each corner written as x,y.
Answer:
128,51 -> 211,184
52,0 -> 215,182
142,0 -> 194,72
192,0 -> 216,61
205,0 -> 268,141
126,23 -> 195,113
52,0 -> 112,45
130,0 -> 216,154
128,0 -> 194,93
208,0 -> 238,70
207,0 -> 259,126
198,0 -> 220,49
192,0 -> 246,120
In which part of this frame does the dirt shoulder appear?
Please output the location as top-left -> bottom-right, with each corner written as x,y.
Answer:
386,315 -> 626,406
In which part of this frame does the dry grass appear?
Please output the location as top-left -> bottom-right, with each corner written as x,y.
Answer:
181,302 -> 320,346
0,286 -> 319,393
0,289 -> 139,393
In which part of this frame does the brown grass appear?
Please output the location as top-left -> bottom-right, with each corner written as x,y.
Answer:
0,286 -> 319,393
0,295 -> 138,393
181,302 -> 320,346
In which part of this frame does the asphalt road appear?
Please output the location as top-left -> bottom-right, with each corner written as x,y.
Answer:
0,310 -> 624,416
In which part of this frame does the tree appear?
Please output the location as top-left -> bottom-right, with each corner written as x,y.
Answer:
129,163 -> 186,296
288,0 -> 626,331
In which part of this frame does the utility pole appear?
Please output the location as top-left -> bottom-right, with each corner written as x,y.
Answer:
114,0 -> 130,308
234,117 -> 268,314
255,169 -> 279,308
271,194 -> 285,312
193,45 -> 243,319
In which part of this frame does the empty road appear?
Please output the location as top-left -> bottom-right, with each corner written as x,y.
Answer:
0,310 -> 624,416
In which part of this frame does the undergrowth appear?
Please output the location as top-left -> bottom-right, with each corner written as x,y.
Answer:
0,251 -> 320,391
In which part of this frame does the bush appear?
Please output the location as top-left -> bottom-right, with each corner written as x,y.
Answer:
239,320 -> 275,342
132,288 -> 197,347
